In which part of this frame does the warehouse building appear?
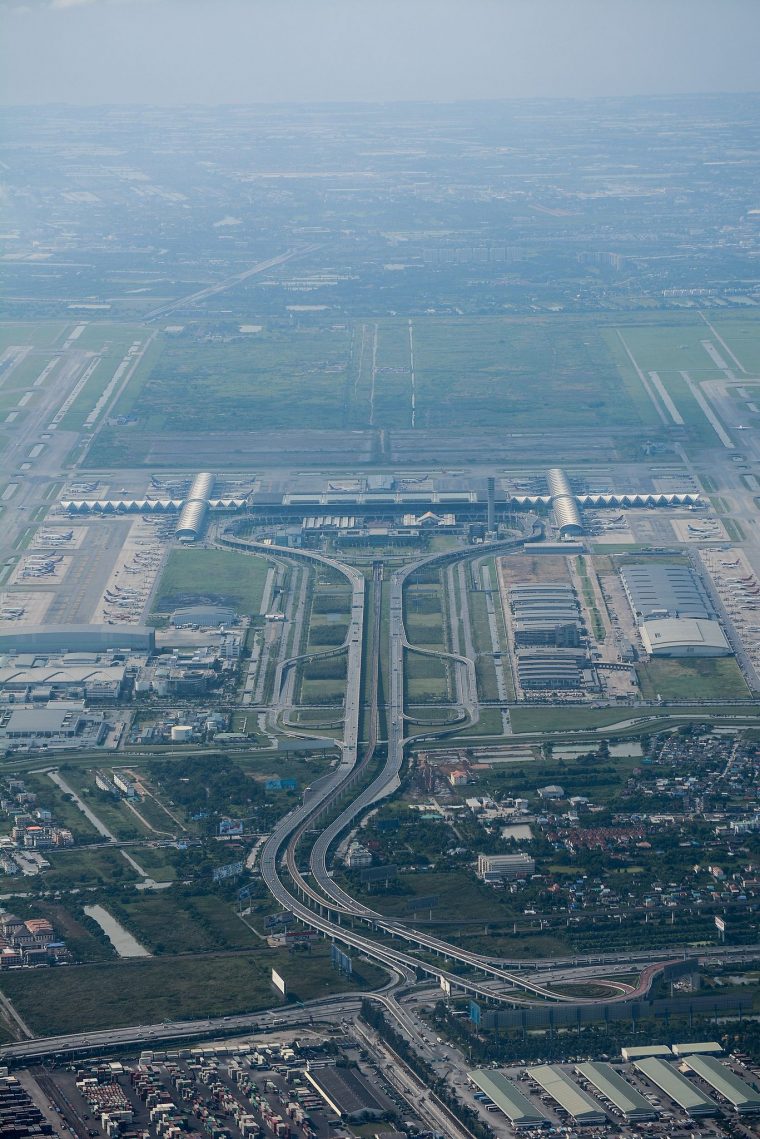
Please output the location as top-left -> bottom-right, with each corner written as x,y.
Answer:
576,1063 -> 658,1121
640,617 -> 730,657
633,1058 -> 718,1116
514,620 -> 582,648
477,852 -> 535,881
683,1055 -> 760,1114
0,624 -> 154,654
621,1045 -> 672,1062
672,1042 -> 722,1057
304,1066 -> 395,1122
468,1071 -> 549,1129
170,605 -> 237,628
517,651 -> 586,690
620,563 -> 714,621
530,1065 -> 606,1124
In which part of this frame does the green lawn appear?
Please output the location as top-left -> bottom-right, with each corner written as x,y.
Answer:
637,657 -> 751,702
154,548 -> 272,616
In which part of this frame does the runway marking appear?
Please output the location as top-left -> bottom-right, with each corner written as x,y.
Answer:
680,370 -> 735,449
615,330 -> 668,425
699,310 -> 748,374
647,371 -> 684,425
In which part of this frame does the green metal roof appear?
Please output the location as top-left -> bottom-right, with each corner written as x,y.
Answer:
577,1062 -> 658,1120
684,1056 -> 760,1112
468,1071 -> 548,1126
633,1058 -> 717,1115
531,1065 -> 606,1123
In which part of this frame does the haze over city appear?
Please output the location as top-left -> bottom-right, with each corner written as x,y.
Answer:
2,0 -> 760,104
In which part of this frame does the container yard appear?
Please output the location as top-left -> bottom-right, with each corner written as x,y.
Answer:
28,1036 -> 404,1139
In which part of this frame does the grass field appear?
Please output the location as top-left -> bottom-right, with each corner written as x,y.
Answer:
637,657 -> 751,701
0,946 -> 387,1035
508,700 -> 760,734
77,310 -> 751,466
154,548 -> 272,615
105,892 -> 261,955
41,848 -> 140,890
0,322 -> 67,352
706,315 -> 760,373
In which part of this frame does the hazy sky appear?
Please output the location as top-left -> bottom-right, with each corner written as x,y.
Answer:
2,0 -> 759,106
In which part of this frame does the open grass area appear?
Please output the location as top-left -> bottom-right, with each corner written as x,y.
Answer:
105,891 -> 261,955
154,547 -> 272,616
0,946 -> 387,1035
410,315 -> 653,431
637,656 -> 751,701
41,848 -> 140,890
99,324 -> 356,435
0,322 -> 68,352
508,700 -> 760,735
707,315 -> 760,373
23,772 -> 102,842
51,767 -> 151,842
76,311 -> 747,466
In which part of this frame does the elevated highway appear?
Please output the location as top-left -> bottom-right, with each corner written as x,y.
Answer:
221,533 -> 686,1007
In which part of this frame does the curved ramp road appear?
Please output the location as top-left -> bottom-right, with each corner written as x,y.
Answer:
223,534 -> 678,1006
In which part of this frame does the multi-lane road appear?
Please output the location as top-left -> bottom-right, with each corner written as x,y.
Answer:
220,533 -> 709,1010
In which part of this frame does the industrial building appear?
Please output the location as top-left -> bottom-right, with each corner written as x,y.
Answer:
620,563 -> 732,659
633,1058 -> 718,1116
682,1055 -> 760,1114
303,1065 -> 395,1122
530,1065 -> 607,1124
640,617 -> 730,657
0,624 -> 154,654
621,563 -> 714,621
516,650 -> 587,690
170,605 -> 237,628
468,1071 -> 549,1128
671,1042 -> 722,1057
621,1045 -> 673,1062
510,582 -> 584,648
477,852 -> 535,881
576,1063 -> 658,1121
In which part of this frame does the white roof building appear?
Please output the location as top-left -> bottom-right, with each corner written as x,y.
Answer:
640,617 -> 731,657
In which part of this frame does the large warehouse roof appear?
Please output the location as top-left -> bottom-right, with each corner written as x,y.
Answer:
620,563 -> 714,620
640,617 -> 730,657
0,624 -> 154,653
683,1056 -> 760,1113
576,1063 -> 658,1121
672,1042 -> 723,1057
621,1046 -> 672,1061
530,1065 -> 606,1124
633,1058 -> 718,1116
468,1071 -> 548,1128
304,1066 -> 394,1121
